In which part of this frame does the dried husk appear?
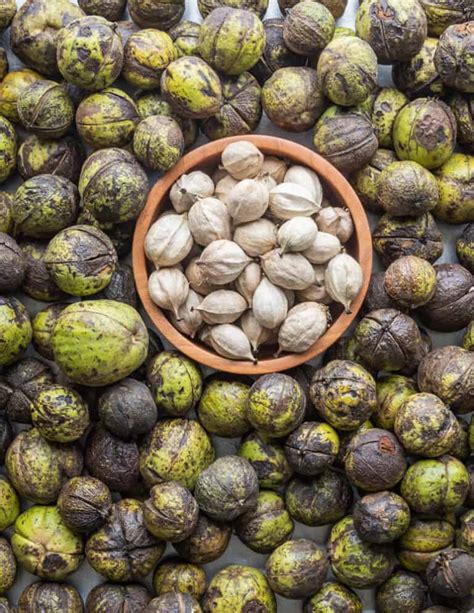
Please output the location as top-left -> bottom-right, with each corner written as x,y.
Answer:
195,290 -> 247,324
252,277 -> 288,329
214,174 -> 238,203
233,218 -> 277,256
197,240 -> 252,285
240,310 -> 273,352
185,257 -> 220,295
303,231 -> 342,264
234,262 -> 262,305
170,171 -> 215,213
284,165 -> 323,203
145,213 -> 193,267
226,179 -> 269,224
269,183 -> 321,219
221,141 -> 264,180
209,324 -> 256,362
316,206 -> 354,243
277,217 -> 318,253
278,302 -> 330,354
325,252 -> 363,313
260,156 -> 288,183
296,265 -> 332,303
261,249 -> 315,290
170,288 -> 203,338
148,267 -> 189,318
188,197 -> 232,246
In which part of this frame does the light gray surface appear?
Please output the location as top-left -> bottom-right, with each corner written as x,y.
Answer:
3,0 -> 467,610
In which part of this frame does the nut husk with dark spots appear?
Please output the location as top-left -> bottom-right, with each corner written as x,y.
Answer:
304,582 -> 362,613
133,115 -> 184,172
384,255 -> 437,308
18,582 -> 84,613
418,263 -> 473,331
426,549 -> 474,598
76,88 -> 139,149
262,67 -> 327,132
128,0 -> 184,29
0,69 -> 42,124
10,0 -> 84,77
313,109 -> 378,174
98,378 -> 156,440
0,539 -> 16,596
201,72 -> 262,140
418,346 -> 474,414
355,0 -> 428,64
376,571 -> 427,613
238,431 -> 293,489
373,212 -> 444,267
85,425 -> 139,493
345,428 -> 407,491
20,241 -> 66,302
354,309 -> 425,372
169,20 -> 201,56
457,223 -> 473,272
18,80 -> 75,139
86,583 -> 152,613
78,0 -> 126,21
145,593 -> 201,613
0,418 -> 14,465
310,360 -> 377,431
284,421 -> 339,476
374,374 -> 417,431
266,539 -> 328,599
0,297 -> 32,367
18,136 -> 85,184
5,427 -> 82,503
350,149 -> 398,213
123,29 -> 176,90
79,148 -> 149,224
251,18 -> 305,85
370,89 -> 408,149
143,482 -> 199,542
197,375 -> 251,438
173,513 -> 232,564
13,174 -> 79,240
86,498 -> 165,582
435,22 -> 474,93
153,558 -> 206,599
198,0 -> 268,17
94,263 -> 137,307
0,0 -> 15,29
0,233 -> 26,293
434,152 -> 473,224
58,476 -> 113,534
0,115 -> 17,186
234,490 -> 294,553
0,358 -> 53,424
285,469 -> 353,527
420,0 -> 474,37
283,1 -> 335,56
363,271 -> 400,314
448,92 -> 474,152
392,38 -> 445,98
353,491 -> 410,543
329,516 -> 396,589
398,517 -> 455,572
0,193 -> 13,234
194,455 -> 259,521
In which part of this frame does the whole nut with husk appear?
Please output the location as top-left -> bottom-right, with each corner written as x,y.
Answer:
135,95 -> 199,149
173,513 -> 232,564
202,565 -> 276,612
329,517 -> 397,589
86,583 -> 152,613
392,38 -> 445,99
420,0 -> 473,36
371,89 -> 408,148
0,0 -> 15,29
94,263 -> 137,307
12,505 -> 83,580
0,193 -> 13,234
0,234 -> 25,293
201,72 -> 262,140
85,426 -> 139,493
143,482 -> 198,541
448,92 -> 474,152
13,174 -> 79,240
139,418 -> 215,490
18,136 -> 85,184
266,539 -> 328,599
122,29 -> 177,90
18,582 -> 84,613
10,0 -> 84,76
0,297 -> 32,367
0,69 -> 42,123
418,263 -> 473,331
283,1 -> 335,56
128,0 -> 184,29
457,224 -> 473,272
313,108 -> 378,173
350,149 -> 398,213
198,0 -> 268,17
384,255 -> 437,308
86,498 -> 165,582
0,476 -> 19,531
317,36 -> 378,106
262,67 -> 326,132
305,583 -> 362,613
197,376 -> 251,438
427,548 -> 474,600
354,309 -> 425,372
310,360 -> 377,431
374,374 -> 417,430
20,241 -> 65,302
45,225 -> 117,296
0,358 -> 53,423
78,0 -> 126,20
377,161 -> 439,216
353,491 -> 410,544
238,431 -> 293,490
51,300 -> 148,386
434,153 -> 473,224
284,421 -> 339,476
355,0 -> 427,64
133,116 -> 184,172
169,20 -> 201,56
376,571 -> 427,613
398,517 -> 455,572
153,558 -> 206,599
57,16 -> 123,91
58,476 -> 112,534
0,117 -> 16,186
435,23 -> 474,93
0,538 -> 15,595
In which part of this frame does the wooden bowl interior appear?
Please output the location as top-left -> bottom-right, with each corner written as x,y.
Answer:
133,136 -> 372,374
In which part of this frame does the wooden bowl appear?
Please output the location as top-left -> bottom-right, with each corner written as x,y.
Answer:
133,135 -> 372,375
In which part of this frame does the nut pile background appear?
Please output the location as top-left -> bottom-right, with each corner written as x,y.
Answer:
0,0 -> 472,611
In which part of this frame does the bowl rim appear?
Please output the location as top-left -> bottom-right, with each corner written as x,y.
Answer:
133,134 -> 372,374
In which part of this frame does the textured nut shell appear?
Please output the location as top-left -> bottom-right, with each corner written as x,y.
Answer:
144,214 -> 193,267
252,277 -> 288,329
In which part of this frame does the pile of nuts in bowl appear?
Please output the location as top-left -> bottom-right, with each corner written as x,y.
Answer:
145,140 -> 363,361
